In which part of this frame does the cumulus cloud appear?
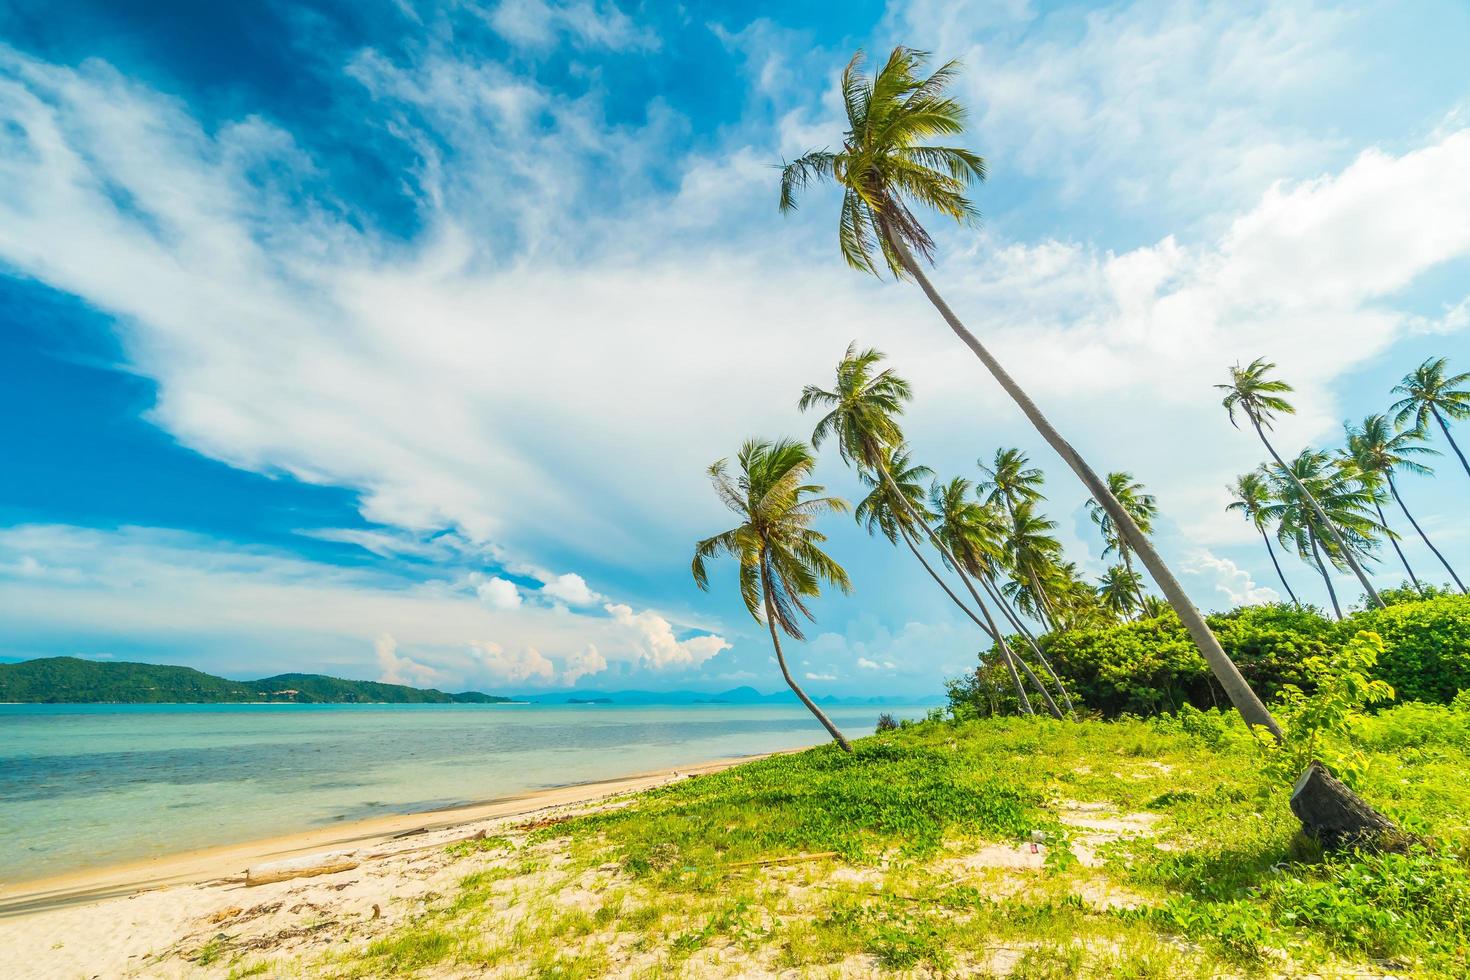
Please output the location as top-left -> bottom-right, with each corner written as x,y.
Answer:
1181,551 -> 1280,609
856,657 -> 880,670
375,633 -> 442,687
477,576 -> 522,609
563,644 -> 608,685
804,671 -> 836,682
540,573 -> 601,606
603,602 -> 731,670
470,640 -> 556,684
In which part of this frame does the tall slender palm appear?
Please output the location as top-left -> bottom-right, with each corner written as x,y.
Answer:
1086,472 -> 1156,610
691,438 -> 853,751
1391,357 -> 1470,483
1226,470 -> 1300,605
977,448 -> 1045,519
1344,415 -> 1465,593
801,346 -> 1041,714
930,476 -> 1069,716
1097,565 -> 1142,620
1219,359 -> 1385,610
1263,450 -> 1384,620
1005,501 -> 1065,631
778,47 -> 1281,738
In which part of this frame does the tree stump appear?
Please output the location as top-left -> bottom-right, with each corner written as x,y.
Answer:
1290,761 -> 1405,851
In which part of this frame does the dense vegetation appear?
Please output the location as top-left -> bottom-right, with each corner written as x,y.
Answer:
210,695 -> 1470,978
0,657 -> 511,704
951,595 -> 1470,719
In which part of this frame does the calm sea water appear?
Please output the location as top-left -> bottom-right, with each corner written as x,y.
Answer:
0,702 -> 927,883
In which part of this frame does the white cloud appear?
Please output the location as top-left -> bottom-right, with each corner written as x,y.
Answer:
1182,551 -> 1280,609
562,644 -> 608,685
470,640 -> 555,684
603,602 -> 731,670
484,0 -> 656,52
856,657 -> 880,670
540,572 -> 601,606
804,671 -> 836,681
477,576 -> 522,610
375,632 -> 443,687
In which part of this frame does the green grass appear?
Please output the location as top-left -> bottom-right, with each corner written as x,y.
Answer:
301,703 -> 1470,978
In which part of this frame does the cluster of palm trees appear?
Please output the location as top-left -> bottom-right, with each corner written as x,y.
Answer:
1223,357 -> 1468,620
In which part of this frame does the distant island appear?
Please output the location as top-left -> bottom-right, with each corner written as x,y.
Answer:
0,657 -> 514,705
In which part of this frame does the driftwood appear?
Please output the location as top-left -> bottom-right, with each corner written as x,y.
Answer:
245,851 -> 360,887
1290,761 -> 1405,851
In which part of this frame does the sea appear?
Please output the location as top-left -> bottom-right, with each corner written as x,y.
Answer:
0,701 -> 930,884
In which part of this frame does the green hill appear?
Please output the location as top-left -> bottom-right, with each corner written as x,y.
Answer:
0,657 -> 512,704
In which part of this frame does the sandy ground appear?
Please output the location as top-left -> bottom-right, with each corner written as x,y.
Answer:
0,753 -> 769,980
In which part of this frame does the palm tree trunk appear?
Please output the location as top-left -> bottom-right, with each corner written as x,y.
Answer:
1387,473 -> 1466,593
895,523 -> 1034,715
1260,527 -> 1301,605
1307,527 -> 1343,620
1249,413 -> 1385,610
1121,546 -> 1148,612
759,562 -> 852,752
888,235 -> 1282,739
979,571 -> 1075,714
1373,498 -> 1422,595
1026,567 -> 1058,631
1433,408 -> 1470,482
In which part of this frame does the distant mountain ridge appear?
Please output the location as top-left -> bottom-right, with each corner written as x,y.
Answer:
0,657 -> 512,704
514,685 -> 942,707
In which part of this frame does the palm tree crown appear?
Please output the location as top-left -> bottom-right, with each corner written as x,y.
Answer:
854,447 -> 934,543
800,343 -> 912,469
691,439 -> 850,640
977,447 -> 1045,516
1087,472 -> 1157,560
1343,415 -> 1434,484
779,47 -> 986,277
1218,358 -> 1296,429
1390,356 -> 1470,431
1226,470 -> 1274,533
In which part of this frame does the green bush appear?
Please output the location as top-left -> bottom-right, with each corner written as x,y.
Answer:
956,596 -> 1470,718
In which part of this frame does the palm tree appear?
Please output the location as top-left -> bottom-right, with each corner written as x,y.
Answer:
1344,415 -> 1465,593
1086,472 -> 1156,611
1219,359 -> 1385,610
1004,501 -> 1066,631
929,476 -> 1069,716
1226,470 -> 1301,605
1097,565 -> 1142,620
802,346 -> 1041,714
977,448 -> 1045,519
1391,357 -> 1470,483
1263,450 -> 1384,620
778,47 -> 1281,739
692,438 -> 854,751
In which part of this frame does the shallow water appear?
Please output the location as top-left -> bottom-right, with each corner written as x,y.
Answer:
0,702 -> 926,882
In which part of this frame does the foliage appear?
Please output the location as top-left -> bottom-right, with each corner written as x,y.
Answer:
1254,630 -> 1395,786
1346,596 -> 1470,703
0,656 -> 510,704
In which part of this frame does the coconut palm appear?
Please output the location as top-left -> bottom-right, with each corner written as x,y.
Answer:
1086,472 -> 1156,610
977,448 -> 1045,520
1227,470 -> 1301,605
1391,357 -> 1470,483
1004,501 -> 1066,631
1097,565 -> 1142,620
1219,359 -> 1385,610
778,47 -> 1281,738
1344,415 -> 1464,593
1263,450 -> 1384,620
929,476 -> 1069,716
691,438 -> 853,751
802,346 -> 1039,714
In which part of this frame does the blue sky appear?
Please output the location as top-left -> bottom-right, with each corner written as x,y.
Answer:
1,0 -> 1468,696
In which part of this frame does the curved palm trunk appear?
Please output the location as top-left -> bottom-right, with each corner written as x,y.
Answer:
1387,473 -> 1466,593
1259,527 -> 1301,605
1433,408 -> 1470,482
1120,546 -> 1148,612
1247,413 -> 1385,610
1373,498 -> 1423,595
889,236 -> 1282,739
979,571 -> 1075,714
1307,526 -> 1343,620
759,564 -> 852,752
1025,566 -> 1058,632
894,523 -> 1033,716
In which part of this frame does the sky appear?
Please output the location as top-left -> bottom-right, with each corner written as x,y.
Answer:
1,0 -> 1467,697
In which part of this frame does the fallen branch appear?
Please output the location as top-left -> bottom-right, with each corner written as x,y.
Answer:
245,852 -> 360,887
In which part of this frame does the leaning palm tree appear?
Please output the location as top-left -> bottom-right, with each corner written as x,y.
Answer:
930,476 -> 1069,716
1086,472 -> 1156,610
1097,565 -> 1142,620
1227,469 -> 1300,605
802,346 -> 1042,714
1344,415 -> 1464,593
1219,359 -> 1385,610
692,438 -> 853,751
1391,357 -> 1470,482
1264,450 -> 1384,620
778,47 -> 1280,738
977,448 -> 1045,520
1005,501 -> 1066,631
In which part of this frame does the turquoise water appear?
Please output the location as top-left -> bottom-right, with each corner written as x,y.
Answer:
0,702 -> 926,883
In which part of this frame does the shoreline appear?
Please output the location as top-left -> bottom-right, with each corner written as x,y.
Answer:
0,750 -> 777,920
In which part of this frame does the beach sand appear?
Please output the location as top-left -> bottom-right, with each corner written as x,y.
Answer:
0,752 -> 773,979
